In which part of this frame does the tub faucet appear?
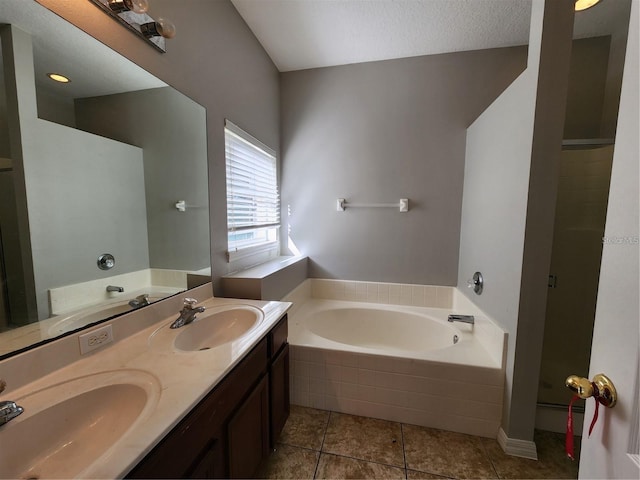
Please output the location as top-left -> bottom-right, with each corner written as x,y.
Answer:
106,285 -> 124,293
448,314 -> 475,325
129,294 -> 150,309
170,298 -> 205,329
0,380 -> 24,427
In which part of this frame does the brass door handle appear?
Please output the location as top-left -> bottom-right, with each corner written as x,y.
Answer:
565,373 -> 617,407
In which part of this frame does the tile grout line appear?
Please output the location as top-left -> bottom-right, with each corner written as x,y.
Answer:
277,441 -> 323,454
317,410 -> 408,475
479,436 -> 502,479
312,409 -> 332,479
401,423 -> 408,480
282,407 -> 574,480
318,451 -> 410,474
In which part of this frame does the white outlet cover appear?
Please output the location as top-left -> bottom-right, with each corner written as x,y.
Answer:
78,324 -> 114,355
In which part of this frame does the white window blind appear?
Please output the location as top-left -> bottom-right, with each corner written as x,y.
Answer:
225,120 -> 279,256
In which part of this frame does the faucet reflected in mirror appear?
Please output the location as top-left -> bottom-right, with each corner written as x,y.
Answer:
0,0 -> 211,359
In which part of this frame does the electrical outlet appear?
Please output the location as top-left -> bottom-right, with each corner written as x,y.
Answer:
79,324 -> 114,354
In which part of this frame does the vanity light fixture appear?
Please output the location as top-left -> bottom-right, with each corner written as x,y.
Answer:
140,18 -> 176,39
575,0 -> 602,11
107,0 -> 149,14
89,0 -> 175,52
47,73 -> 71,83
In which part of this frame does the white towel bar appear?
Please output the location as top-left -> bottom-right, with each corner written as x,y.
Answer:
337,198 -> 409,212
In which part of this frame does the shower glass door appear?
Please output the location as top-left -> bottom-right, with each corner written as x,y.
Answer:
538,143 -> 614,407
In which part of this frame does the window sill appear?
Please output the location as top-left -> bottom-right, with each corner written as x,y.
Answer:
226,242 -> 279,264
221,256 -> 308,300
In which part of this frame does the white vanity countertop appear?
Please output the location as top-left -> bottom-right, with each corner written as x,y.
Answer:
0,295 -> 291,479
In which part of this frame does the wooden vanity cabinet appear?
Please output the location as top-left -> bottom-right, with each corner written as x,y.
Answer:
127,314 -> 289,479
268,317 -> 290,448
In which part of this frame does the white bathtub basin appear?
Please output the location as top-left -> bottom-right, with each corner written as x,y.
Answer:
0,370 -> 161,479
306,307 -> 459,351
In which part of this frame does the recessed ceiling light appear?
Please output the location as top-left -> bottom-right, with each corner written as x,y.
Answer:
575,0 -> 602,12
47,73 -> 71,83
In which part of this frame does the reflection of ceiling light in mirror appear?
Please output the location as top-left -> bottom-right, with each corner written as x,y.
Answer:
575,0 -> 602,11
108,0 -> 149,14
47,73 -> 71,83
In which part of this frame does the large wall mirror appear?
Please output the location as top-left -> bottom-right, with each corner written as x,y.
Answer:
0,0 -> 210,358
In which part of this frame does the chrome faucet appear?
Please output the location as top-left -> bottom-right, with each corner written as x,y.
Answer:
447,314 -> 475,325
129,294 -> 150,309
170,298 -> 205,329
106,285 -> 124,293
0,380 -> 23,427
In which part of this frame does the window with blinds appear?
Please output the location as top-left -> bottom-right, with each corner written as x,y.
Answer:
225,120 -> 279,259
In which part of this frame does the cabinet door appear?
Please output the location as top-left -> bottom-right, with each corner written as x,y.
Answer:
227,375 -> 270,479
186,439 -> 222,479
126,405 -> 220,479
269,343 -> 290,447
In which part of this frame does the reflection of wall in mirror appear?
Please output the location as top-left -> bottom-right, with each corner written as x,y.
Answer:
74,87 -> 210,272
4,27 -> 152,323
0,34 -> 14,331
3,21 -> 209,326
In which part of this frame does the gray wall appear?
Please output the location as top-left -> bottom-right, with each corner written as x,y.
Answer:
563,36 -> 612,139
36,88 -> 76,128
0,46 -> 9,157
280,47 -> 526,284
458,65 -> 536,440
36,0 -> 280,295
75,87 -> 210,272
0,171 -> 27,327
2,25 -> 41,325
458,0 -> 574,445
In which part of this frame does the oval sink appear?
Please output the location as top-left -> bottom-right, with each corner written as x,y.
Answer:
146,305 -> 263,353
0,370 -> 160,479
174,305 -> 264,352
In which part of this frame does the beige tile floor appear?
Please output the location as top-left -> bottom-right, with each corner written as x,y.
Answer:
259,406 -> 580,479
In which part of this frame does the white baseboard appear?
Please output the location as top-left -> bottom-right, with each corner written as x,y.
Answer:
497,427 -> 538,460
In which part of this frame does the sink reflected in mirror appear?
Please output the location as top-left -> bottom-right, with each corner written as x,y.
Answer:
150,305 -> 264,352
0,0 -> 211,359
44,292 -> 174,336
0,369 -> 161,479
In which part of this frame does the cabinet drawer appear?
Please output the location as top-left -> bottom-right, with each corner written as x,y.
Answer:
268,315 -> 288,358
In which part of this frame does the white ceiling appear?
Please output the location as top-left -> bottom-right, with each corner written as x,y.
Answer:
231,0 -> 631,72
0,0 -> 629,98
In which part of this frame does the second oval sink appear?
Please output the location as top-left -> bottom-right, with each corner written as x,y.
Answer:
173,305 -> 264,352
0,370 -> 160,479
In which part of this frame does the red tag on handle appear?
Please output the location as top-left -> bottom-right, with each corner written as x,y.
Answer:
588,395 -> 600,437
566,394 -> 579,460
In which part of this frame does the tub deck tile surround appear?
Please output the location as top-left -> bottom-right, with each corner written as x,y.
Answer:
283,279 -> 507,439
291,345 -> 504,438
260,406 -> 579,479
309,279 -> 455,309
